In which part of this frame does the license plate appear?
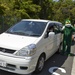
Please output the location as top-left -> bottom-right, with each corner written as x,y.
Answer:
0,60 -> 6,67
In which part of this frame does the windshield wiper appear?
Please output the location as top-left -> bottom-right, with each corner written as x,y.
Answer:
6,31 -> 14,34
30,34 -> 40,37
6,31 -> 40,37
6,31 -> 30,36
12,31 -> 30,36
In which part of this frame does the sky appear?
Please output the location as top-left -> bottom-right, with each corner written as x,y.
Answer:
53,0 -> 59,1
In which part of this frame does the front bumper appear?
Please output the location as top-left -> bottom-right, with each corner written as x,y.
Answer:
0,53 -> 37,74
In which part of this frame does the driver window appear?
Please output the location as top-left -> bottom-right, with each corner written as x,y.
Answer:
44,23 -> 55,38
47,23 -> 54,33
46,23 -> 55,37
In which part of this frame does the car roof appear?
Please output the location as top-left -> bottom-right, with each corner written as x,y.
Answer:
22,19 -> 49,22
21,19 -> 62,26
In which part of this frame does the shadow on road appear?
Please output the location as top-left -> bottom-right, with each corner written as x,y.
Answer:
0,69 -> 18,75
32,53 -> 68,75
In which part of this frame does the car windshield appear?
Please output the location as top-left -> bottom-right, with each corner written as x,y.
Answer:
6,21 -> 47,37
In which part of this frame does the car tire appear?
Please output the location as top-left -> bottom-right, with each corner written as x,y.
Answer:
34,54 -> 45,74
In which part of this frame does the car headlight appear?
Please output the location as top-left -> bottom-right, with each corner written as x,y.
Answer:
16,44 -> 36,56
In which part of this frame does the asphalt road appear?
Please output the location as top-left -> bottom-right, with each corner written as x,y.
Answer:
0,42 -> 75,75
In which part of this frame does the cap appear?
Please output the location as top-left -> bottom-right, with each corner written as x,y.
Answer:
65,20 -> 71,24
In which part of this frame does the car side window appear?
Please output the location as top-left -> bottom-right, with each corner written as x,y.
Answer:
44,22 -> 62,38
54,23 -> 59,30
47,23 -> 54,32
45,23 -> 55,37
53,23 -> 62,34
54,23 -> 62,30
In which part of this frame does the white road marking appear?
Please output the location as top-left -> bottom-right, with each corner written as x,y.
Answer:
49,67 -> 66,75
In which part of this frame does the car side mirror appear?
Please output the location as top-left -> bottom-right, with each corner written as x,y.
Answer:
48,32 -> 55,37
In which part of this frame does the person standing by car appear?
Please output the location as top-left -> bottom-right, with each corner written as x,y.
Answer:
60,19 -> 75,56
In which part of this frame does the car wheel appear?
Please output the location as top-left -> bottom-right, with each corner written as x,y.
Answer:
34,54 -> 45,73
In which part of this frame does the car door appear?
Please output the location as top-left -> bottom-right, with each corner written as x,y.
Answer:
44,23 -> 56,59
54,23 -> 62,48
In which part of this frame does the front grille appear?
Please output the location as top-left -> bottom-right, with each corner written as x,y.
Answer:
0,65 -> 15,71
0,47 -> 16,54
6,64 -> 16,70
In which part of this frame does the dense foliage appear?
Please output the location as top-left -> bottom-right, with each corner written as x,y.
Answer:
0,0 -> 75,32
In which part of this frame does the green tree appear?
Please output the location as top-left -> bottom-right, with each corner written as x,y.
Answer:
52,0 -> 75,23
12,0 -> 41,19
0,3 -> 7,15
0,0 -> 75,31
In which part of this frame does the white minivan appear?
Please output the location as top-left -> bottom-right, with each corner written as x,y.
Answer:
0,19 -> 63,74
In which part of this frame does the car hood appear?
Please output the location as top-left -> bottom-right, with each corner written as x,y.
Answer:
0,33 -> 38,50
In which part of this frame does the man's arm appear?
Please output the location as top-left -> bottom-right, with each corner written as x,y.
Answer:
54,26 -> 64,34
